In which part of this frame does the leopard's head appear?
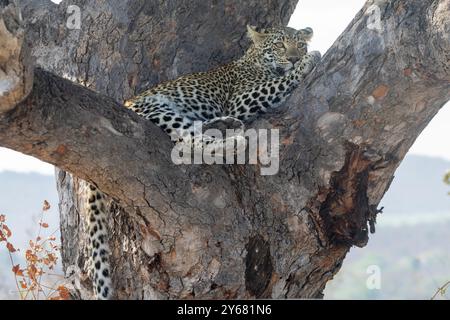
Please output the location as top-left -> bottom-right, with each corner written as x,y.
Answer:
246,25 -> 313,75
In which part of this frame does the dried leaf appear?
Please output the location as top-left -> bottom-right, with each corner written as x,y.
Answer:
12,264 -> 24,276
27,265 -> 38,281
25,249 -> 38,263
6,242 -> 16,253
20,281 -> 27,289
43,200 -> 51,211
40,222 -> 49,228
57,286 -> 70,300
2,224 -> 12,237
0,214 -> 5,222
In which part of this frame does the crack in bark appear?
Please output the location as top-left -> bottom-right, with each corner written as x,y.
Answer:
244,234 -> 273,298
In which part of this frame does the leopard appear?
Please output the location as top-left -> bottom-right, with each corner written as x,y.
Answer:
85,25 -> 321,299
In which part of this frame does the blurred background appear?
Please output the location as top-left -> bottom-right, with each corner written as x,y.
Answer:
0,0 -> 449,299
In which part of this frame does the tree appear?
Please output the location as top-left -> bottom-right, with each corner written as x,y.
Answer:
0,0 -> 449,299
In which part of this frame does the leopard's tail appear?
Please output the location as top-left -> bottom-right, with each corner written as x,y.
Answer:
86,184 -> 113,299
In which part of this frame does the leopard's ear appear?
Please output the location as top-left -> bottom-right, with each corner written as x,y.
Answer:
297,27 -> 313,41
247,25 -> 269,44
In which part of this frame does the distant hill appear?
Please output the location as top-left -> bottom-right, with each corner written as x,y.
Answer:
380,155 -> 450,214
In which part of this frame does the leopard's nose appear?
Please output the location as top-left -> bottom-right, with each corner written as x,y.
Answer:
287,56 -> 300,64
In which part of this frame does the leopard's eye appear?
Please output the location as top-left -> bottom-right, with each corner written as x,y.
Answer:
275,42 -> 285,49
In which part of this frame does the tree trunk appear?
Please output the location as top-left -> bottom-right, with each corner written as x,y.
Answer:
1,0 -> 449,299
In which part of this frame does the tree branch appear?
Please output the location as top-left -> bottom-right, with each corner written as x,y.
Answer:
0,68 -> 196,209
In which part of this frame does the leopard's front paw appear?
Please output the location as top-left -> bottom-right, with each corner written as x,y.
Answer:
308,51 -> 322,66
295,51 -> 321,77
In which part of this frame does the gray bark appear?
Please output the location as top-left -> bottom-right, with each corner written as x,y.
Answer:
0,0 -> 449,299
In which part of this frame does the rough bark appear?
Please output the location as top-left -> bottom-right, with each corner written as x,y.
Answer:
0,2 -> 32,112
0,0 -> 449,299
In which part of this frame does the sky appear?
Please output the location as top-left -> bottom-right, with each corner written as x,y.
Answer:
0,0 -> 449,175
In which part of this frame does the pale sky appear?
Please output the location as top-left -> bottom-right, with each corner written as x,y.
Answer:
0,0 -> 449,175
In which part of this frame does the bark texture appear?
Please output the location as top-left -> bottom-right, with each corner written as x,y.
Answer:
0,3 -> 32,112
0,0 -> 449,299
